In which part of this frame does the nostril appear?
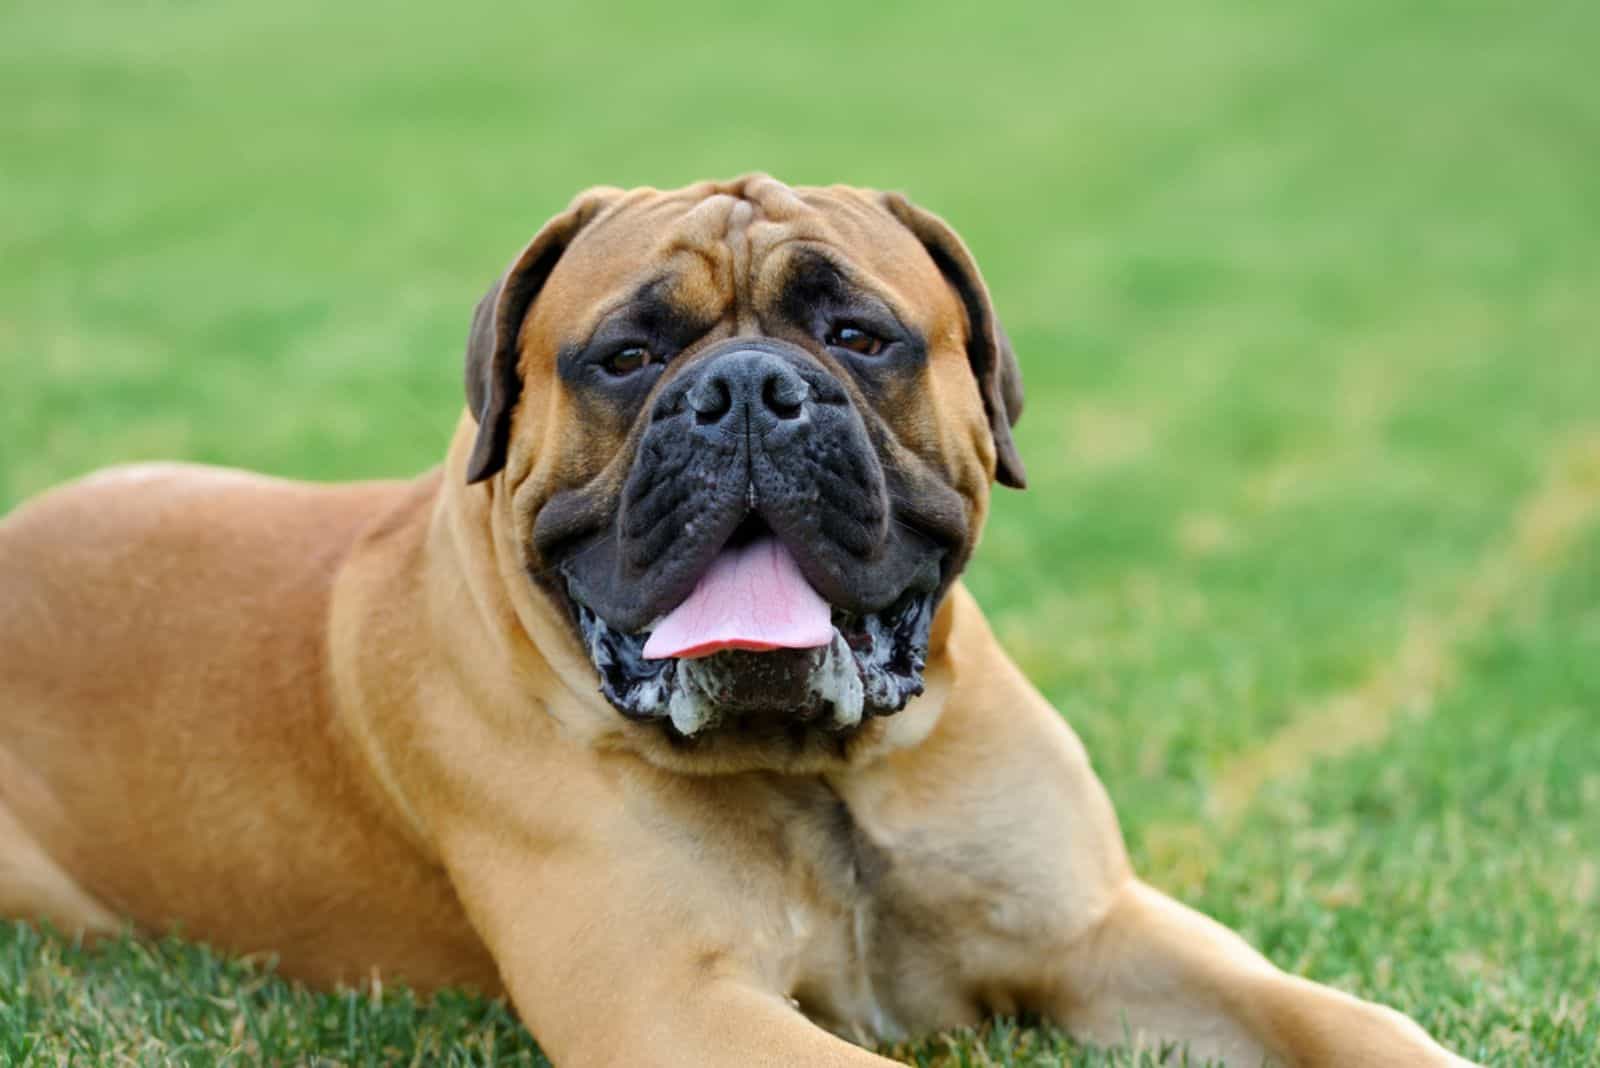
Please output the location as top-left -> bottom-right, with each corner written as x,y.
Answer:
689,377 -> 732,425
762,373 -> 807,420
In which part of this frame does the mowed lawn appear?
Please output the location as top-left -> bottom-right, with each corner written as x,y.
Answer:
3,0 -> 1598,1064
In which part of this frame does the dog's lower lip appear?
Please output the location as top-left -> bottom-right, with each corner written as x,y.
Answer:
568,576 -> 935,735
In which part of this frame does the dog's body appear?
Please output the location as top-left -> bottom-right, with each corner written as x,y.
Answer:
1,177 -> 1471,1066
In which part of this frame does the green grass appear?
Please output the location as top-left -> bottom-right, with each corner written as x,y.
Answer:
3,0 -> 1598,1063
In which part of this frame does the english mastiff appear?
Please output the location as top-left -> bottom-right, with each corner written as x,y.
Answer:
0,176 -> 1474,1066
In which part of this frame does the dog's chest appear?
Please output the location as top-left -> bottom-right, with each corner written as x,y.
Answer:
761,783 -> 1039,1047
766,792 -> 906,1045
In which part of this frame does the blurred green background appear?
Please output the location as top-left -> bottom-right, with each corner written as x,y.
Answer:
3,1 -> 1598,1064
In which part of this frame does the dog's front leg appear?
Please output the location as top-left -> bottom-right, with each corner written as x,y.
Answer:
887,594 -> 1478,1066
1045,877 -> 1477,1067
441,826 -> 898,1068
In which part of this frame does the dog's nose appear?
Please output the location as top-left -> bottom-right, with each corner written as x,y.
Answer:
686,349 -> 810,432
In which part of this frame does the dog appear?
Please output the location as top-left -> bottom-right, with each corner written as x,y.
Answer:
0,175 -> 1474,1066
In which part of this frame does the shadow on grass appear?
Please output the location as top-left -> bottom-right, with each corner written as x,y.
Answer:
2,922 -> 1231,1067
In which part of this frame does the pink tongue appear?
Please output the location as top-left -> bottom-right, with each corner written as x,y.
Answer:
642,536 -> 834,660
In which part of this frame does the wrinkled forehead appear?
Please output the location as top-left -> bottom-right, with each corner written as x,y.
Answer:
527,176 -> 958,338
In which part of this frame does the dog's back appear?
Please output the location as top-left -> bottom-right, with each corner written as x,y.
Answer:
0,464 -> 497,988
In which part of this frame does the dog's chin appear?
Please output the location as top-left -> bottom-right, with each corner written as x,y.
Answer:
569,587 -> 936,741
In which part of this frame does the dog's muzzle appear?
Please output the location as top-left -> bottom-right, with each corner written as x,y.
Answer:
544,338 -> 952,738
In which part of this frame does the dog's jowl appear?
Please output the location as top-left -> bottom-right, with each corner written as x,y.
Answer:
0,176 -> 1475,1066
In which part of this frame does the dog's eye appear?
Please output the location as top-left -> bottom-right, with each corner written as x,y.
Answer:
602,346 -> 655,377
825,325 -> 887,357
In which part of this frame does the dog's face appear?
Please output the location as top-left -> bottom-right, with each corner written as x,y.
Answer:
464,175 -> 1024,769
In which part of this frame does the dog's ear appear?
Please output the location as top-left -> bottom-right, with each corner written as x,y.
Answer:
881,192 -> 1026,490
464,188 -> 620,484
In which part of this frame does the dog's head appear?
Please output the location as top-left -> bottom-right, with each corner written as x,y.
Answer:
462,175 -> 1024,770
